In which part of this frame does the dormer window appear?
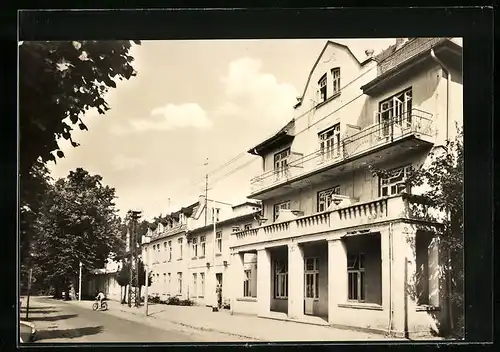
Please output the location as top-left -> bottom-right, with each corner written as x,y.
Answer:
331,68 -> 340,95
318,74 -> 327,103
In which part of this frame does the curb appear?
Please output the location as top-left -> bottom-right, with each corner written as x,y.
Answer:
116,307 -> 262,341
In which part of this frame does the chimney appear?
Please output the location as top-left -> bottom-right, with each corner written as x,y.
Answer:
395,38 -> 409,49
365,49 -> 375,57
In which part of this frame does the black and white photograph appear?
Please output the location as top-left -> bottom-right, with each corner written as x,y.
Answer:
17,11 -> 475,345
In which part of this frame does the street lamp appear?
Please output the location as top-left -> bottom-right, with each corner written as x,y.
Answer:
25,253 -> 34,320
78,261 -> 82,301
142,235 -> 151,316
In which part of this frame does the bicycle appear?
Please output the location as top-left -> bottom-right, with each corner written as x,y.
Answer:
92,300 -> 108,311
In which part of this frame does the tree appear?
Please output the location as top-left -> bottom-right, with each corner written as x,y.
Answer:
116,261 -> 131,304
370,127 -> 464,338
19,40 -> 140,176
32,168 -> 123,298
19,40 -> 140,269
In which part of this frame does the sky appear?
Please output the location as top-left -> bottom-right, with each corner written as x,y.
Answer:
48,38 -> 397,220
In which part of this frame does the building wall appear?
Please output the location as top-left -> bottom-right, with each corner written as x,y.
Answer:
261,148 -> 430,223
145,231 -> 189,300
188,213 -> 260,307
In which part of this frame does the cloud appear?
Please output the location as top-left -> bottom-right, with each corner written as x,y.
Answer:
111,154 -> 145,171
216,57 -> 298,130
110,103 -> 212,135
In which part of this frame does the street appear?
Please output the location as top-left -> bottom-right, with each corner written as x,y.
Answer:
20,296 -> 252,343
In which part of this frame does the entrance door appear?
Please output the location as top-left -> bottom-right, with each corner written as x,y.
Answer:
304,258 -> 319,316
216,273 -> 223,307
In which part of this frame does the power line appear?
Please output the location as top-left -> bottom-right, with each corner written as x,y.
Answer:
147,62 -> 380,209
179,64 -> 379,188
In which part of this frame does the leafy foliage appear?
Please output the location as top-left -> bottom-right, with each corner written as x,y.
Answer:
31,168 -> 123,297
370,127 -> 464,338
19,40 -> 140,283
19,40 -> 140,175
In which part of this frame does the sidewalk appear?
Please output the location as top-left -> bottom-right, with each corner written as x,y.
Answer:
68,299 -> 398,341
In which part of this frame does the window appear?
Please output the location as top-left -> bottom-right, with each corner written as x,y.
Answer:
163,242 -> 167,251
274,201 -> 291,221
163,273 -> 167,294
178,238 -> 183,259
167,273 -> 171,294
347,253 -> 365,302
274,260 -> 288,299
193,273 -> 197,297
216,232 -> 222,254
243,269 -> 253,297
200,236 -> 206,257
168,241 -> 172,261
380,165 -> 413,197
331,68 -> 341,95
200,273 -> 205,297
379,88 -> 413,136
319,124 -> 341,161
232,226 -> 240,233
179,213 -> 185,224
192,237 -> 198,258
177,272 -> 183,294
244,224 -> 252,231
318,74 -> 327,103
274,148 -> 290,180
317,186 -> 341,212
305,258 -> 320,299
212,208 -> 220,222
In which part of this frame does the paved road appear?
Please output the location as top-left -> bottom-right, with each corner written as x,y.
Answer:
21,296 -> 238,343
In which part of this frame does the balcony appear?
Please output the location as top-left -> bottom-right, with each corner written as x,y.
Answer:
232,193 -> 430,248
249,109 -> 434,199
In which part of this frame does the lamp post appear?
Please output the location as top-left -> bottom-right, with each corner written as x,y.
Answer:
25,268 -> 33,320
78,261 -> 82,301
142,235 -> 151,316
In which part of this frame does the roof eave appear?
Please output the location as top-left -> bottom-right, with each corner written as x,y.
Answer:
361,40 -> 461,95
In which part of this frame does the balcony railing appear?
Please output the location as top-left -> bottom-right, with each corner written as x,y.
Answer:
232,194 -> 428,247
250,109 -> 433,195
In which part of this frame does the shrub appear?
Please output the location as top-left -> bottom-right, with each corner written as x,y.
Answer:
179,299 -> 194,306
166,296 -> 181,305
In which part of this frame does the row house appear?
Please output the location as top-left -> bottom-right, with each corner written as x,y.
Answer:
186,201 -> 261,308
228,38 -> 462,338
141,195 -> 261,307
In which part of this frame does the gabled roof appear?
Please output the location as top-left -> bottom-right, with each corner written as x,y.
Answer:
294,40 -> 374,109
232,201 -> 261,209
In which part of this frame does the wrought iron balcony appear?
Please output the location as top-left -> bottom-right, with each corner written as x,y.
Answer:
249,109 -> 433,196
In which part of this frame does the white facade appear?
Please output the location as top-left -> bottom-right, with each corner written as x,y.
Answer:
228,38 -> 463,338
141,196 -> 261,307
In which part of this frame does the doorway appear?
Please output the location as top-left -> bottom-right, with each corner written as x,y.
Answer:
304,257 -> 319,315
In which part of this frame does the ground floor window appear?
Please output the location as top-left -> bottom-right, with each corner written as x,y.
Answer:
347,253 -> 365,302
192,273 -> 197,297
200,273 -> 205,297
243,269 -> 252,297
177,272 -> 182,295
415,231 -> 439,306
274,260 -> 288,299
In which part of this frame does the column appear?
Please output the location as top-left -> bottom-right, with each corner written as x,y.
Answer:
288,242 -> 304,319
390,223 -> 416,337
257,248 -> 271,317
328,239 -> 347,324
229,252 -> 245,314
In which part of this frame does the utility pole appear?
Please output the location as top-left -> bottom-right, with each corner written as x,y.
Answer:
78,262 -> 82,301
127,210 -> 142,308
204,158 -> 209,226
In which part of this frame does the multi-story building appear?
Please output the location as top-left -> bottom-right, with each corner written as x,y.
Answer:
228,38 -> 462,338
186,201 -> 261,307
141,196 -> 261,307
